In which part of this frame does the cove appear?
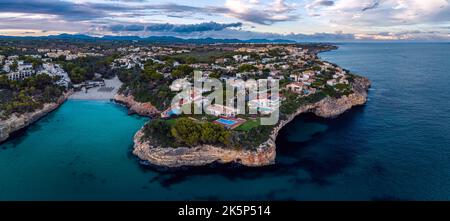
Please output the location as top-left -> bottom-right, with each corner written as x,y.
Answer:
2,43 -> 450,200
0,100 -> 151,200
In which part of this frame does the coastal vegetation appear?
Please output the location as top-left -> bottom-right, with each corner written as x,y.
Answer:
59,55 -> 120,84
142,118 -> 232,148
117,61 -> 175,110
142,116 -> 276,150
0,74 -> 65,118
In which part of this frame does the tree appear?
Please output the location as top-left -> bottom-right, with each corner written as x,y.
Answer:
171,118 -> 202,147
312,66 -> 322,71
238,64 -> 257,73
185,56 -> 197,64
10,61 -> 18,72
143,60 -> 154,70
0,75 -> 10,89
262,68 -> 271,77
143,67 -> 163,81
170,118 -> 232,147
171,64 -> 193,79
69,67 -> 87,84
209,72 -> 221,79
117,68 -> 133,83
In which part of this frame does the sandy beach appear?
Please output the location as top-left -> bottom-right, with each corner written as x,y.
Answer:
69,76 -> 123,100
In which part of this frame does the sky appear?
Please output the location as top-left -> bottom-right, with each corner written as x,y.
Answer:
0,0 -> 449,41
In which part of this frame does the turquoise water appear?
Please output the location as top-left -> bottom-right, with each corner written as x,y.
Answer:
0,100 -> 153,200
215,118 -> 237,125
1,43 -> 450,200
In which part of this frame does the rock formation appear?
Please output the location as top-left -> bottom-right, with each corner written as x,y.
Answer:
0,92 -> 72,144
132,76 -> 371,168
113,93 -> 160,117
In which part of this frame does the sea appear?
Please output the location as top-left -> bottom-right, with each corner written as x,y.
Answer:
1,43 -> 449,200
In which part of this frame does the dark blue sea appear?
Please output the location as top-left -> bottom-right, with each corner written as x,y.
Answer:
1,43 -> 449,200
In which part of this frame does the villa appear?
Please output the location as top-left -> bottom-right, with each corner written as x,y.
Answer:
170,78 -> 191,91
6,61 -> 35,81
206,104 -> 239,117
286,82 -> 304,93
327,79 -> 337,86
248,98 -> 280,115
38,63 -> 71,87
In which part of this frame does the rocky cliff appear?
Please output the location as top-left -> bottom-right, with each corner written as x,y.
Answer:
0,92 -> 72,144
113,93 -> 160,117
132,76 -> 371,168
133,130 -> 276,168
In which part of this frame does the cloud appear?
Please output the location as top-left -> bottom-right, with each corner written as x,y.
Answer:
109,24 -> 146,32
362,1 -> 380,12
307,0 -> 335,9
355,30 -> 450,41
0,0 -> 148,21
0,0 -> 300,25
105,22 -> 243,33
0,0 -> 449,41
216,0 -> 299,25
145,22 -> 242,33
308,0 -> 450,27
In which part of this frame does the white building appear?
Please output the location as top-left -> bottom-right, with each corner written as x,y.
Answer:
38,63 -> 71,87
170,78 -> 192,92
206,104 -> 238,117
327,79 -> 337,86
7,71 -> 33,81
286,82 -> 304,93
7,61 -> 35,80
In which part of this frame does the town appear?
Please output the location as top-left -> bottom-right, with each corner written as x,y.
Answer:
1,40 -> 357,150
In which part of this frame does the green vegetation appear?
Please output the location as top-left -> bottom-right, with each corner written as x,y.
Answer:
0,74 -> 65,118
142,118 -> 232,148
235,119 -> 260,132
59,55 -> 118,84
238,64 -> 257,73
280,90 -> 327,117
10,61 -> 18,72
171,64 -> 194,78
19,55 -> 43,70
166,50 -> 236,64
234,124 -> 274,150
118,65 -> 175,110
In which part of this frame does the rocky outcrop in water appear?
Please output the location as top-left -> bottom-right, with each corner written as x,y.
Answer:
0,92 -> 72,144
133,130 -> 276,168
132,76 -> 371,168
113,93 -> 160,117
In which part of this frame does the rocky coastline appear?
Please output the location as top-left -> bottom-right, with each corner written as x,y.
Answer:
0,91 -> 73,144
113,93 -> 160,117
132,76 -> 371,168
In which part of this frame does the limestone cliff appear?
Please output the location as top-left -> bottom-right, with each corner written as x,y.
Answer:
0,92 -> 72,144
113,93 -> 160,117
133,130 -> 276,168
132,76 -> 371,168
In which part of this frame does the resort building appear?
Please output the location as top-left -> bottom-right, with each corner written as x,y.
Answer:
170,78 -> 191,91
286,82 -> 304,93
206,104 -> 238,117
6,62 -> 35,81
327,79 -> 337,86
7,71 -> 33,81
38,63 -> 71,87
248,98 -> 280,114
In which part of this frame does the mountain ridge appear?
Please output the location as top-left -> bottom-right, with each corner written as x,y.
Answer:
0,33 -> 297,44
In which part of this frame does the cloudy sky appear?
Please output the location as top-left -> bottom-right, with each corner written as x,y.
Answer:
0,0 -> 449,41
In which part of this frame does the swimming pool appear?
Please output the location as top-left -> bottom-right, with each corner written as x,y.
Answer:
258,107 -> 274,112
215,118 -> 237,126
168,109 -> 181,116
